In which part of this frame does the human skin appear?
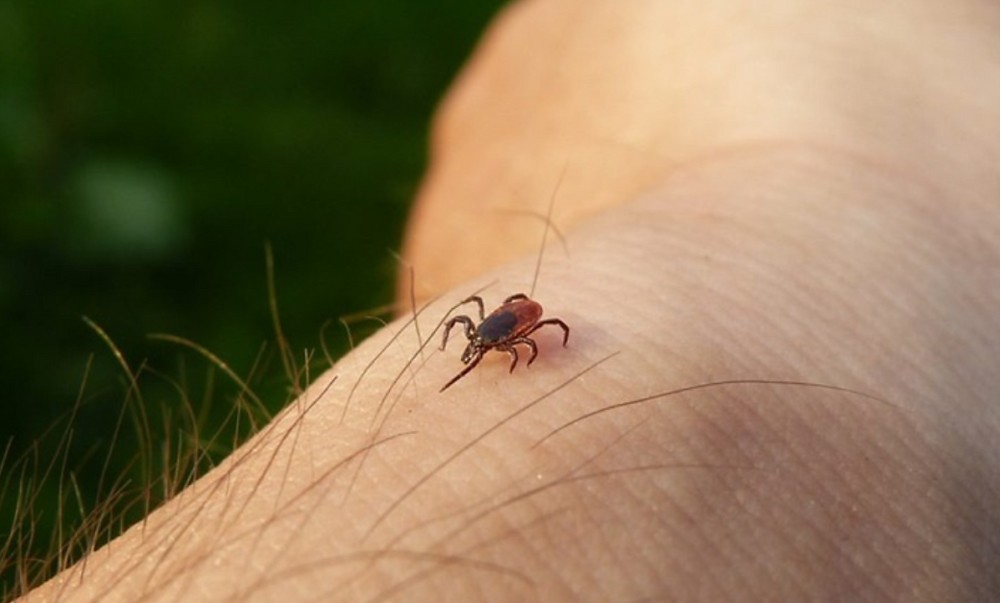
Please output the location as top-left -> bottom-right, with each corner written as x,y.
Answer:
22,0 -> 1000,601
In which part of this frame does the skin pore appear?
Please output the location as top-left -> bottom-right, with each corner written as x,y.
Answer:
22,0 -> 1000,601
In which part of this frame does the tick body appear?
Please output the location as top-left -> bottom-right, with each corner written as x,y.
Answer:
439,293 -> 570,392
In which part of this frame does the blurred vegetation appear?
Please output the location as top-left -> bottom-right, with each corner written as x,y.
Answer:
0,0 -> 506,596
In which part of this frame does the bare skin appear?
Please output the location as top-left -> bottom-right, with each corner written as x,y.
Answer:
22,0 -> 1000,601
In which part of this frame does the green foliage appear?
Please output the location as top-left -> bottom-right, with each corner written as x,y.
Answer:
0,0 -> 506,597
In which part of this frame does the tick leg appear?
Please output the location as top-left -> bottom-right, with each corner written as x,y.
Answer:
459,295 -> 486,320
496,344 -> 520,373
507,337 -> 538,367
503,293 -> 529,304
440,349 -> 484,392
526,318 -> 570,346
441,315 -> 476,351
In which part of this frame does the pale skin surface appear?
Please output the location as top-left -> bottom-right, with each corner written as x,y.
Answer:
22,0 -> 1000,601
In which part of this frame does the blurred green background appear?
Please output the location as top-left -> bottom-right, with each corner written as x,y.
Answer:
0,0 -> 506,595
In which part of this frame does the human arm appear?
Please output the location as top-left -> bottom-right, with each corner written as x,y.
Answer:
24,0 -> 1000,601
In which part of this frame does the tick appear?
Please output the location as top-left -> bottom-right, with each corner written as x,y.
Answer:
439,293 -> 570,392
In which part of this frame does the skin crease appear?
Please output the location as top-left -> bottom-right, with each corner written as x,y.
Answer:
20,0 -> 1000,601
